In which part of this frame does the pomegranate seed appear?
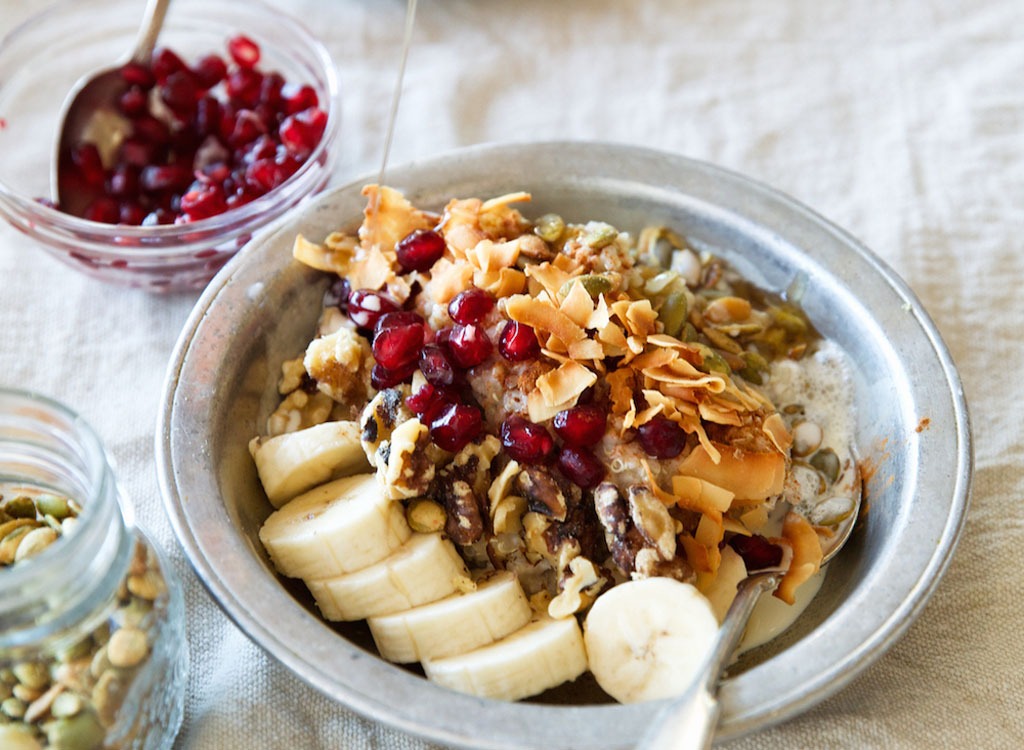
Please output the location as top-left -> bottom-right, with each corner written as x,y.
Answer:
140,164 -> 193,192
324,277 -> 351,310
180,185 -> 228,220
152,47 -> 187,83
500,416 -> 555,465
448,288 -> 494,324
117,137 -> 158,168
553,404 -> 607,447
419,345 -> 456,386
373,319 -> 425,370
120,61 -> 155,89
371,361 -> 417,390
70,143 -> 105,186
430,403 -> 483,452
406,383 -> 456,426
498,321 -> 541,361
375,310 -> 425,333
228,109 -> 267,147
283,84 -> 319,115
192,54 -> 227,89
159,70 -> 199,116
448,324 -> 493,368
108,165 -> 139,197
193,96 -> 223,138
557,446 -> 606,489
118,201 -> 147,225
259,72 -> 285,109
240,134 -> 277,165
226,68 -> 263,107
637,415 -> 687,459
228,35 -> 261,69
395,228 -> 446,272
347,289 -> 400,329
728,534 -> 784,571
118,87 -> 149,118
245,158 -> 288,191
131,115 -> 171,145
83,197 -> 119,223
142,208 -> 174,226
279,107 -> 327,157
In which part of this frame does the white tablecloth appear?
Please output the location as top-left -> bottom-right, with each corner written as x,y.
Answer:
1,0 -> 1021,747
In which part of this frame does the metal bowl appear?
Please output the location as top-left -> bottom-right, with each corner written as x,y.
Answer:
157,142 -> 971,748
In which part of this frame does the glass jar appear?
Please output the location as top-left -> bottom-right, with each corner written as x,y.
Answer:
0,388 -> 186,749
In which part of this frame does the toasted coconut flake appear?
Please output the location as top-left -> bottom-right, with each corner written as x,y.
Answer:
505,294 -> 587,344
536,361 -> 597,406
587,295 -> 612,330
775,511 -> 823,604
468,239 -> 521,272
481,191 -> 531,212
525,263 -> 575,300
424,258 -> 475,305
360,184 -> 432,253
722,517 -> 750,536
607,369 -> 636,415
740,504 -> 770,532
632,404 -> 665,428
560,279 -> 597,328
677,442 -> 786,501
527,389 -> 576,423
762,412 -> 794,453
679,533 -> 713,574
293,233 -> 355,274
695,511 -> 724,576
596,322 -> 629,354
347,245 -> 394,292
631,348 -> 677,372
625,299 -> 659,337
671,475 -> 735,514
567,338 -> 605,361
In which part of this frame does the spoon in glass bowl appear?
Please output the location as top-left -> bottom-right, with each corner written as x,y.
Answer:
636,472 -> 864,750
51,0 -> 171,217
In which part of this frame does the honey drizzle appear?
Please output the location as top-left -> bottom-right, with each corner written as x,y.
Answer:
376,0 -> 419,192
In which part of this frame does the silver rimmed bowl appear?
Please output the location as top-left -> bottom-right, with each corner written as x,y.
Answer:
156,142 -> 972,748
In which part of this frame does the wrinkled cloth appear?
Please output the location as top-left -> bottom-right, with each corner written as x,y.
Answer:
1,0 -> 1021,747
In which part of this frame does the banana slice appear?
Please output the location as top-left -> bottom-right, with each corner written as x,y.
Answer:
423,615 -> 588,701
259,474 -> 410,581
250,420 -> 370,508
368,571 -> 532,664
583,577 -> 719,703
305,532 -> 472,621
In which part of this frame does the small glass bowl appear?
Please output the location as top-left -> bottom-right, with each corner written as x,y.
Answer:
0,0 -> 340,292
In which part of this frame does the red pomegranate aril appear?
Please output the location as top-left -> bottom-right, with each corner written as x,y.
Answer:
500,416 -> 555,465
226,68 -> 263,107
141,208 -> 174,226
347,289 -> 400,329
374,310 -> 425,334
120,61 -> 155,89
553,404 -> 607,447
395,229 -> 446,272
159,70 -> 199,117
83,197 -> 120,224
728,534 -> 784,571
192,54 -> 228,89
180,185 -> 227,220
118,201 -> 147,225
419,345 -> 456,386
448,288 -> 494,325
430,403 -> 483,452
259,72 -> 285,109
279,107 -> 327,157
118,87 -> 149,118
140,164 -> 192,192
228,109 -> 267,147
498,321 -> 541,361
637,415 -> 688,459
406,383 -> 456,426
244,158 -> 286,191
131,115 -> 171,145
152,48 -> 186,83
372,320 -> 424,370
371,361 -> 417,390
228,35 -> 261,69
108,165 -> 139,198
283,83 -> 319,115
557,446 -> 606,489
448,324 -> 493,368
324,277 -> 351,310
70,144 -> 105,186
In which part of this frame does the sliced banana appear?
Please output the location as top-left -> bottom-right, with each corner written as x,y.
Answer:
423,615 -> 588,701
258,474 -> 410,581
305,532 -> 471,621
368,571 -> 532,664
583,577 -> 719,704
250,420 -> 370,508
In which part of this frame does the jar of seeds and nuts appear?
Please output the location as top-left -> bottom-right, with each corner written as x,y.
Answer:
0,389 -> 187,750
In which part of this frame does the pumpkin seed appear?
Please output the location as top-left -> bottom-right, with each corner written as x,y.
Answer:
739,351 -> 769,385
44,709 -> 104,750
1,697 -> 26,720
559,274 -> 612,300
2,496 -> 37,520
34,494 -> 71,521
50,692 -> 83,719
534,213 -> 565,243
810,448 -> 841,484
658,292 -> 689,338
106,627 -> 148,669
13,527 -> 58,564
0,526 -> 33,565
582,222 -> 617,249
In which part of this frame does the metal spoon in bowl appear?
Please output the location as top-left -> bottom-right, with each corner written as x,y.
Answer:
51,0 -> 171,216
637,474 -> 864,750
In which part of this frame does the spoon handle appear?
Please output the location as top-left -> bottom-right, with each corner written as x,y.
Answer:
130,0 -> 173,63
636,572 -> 782,750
